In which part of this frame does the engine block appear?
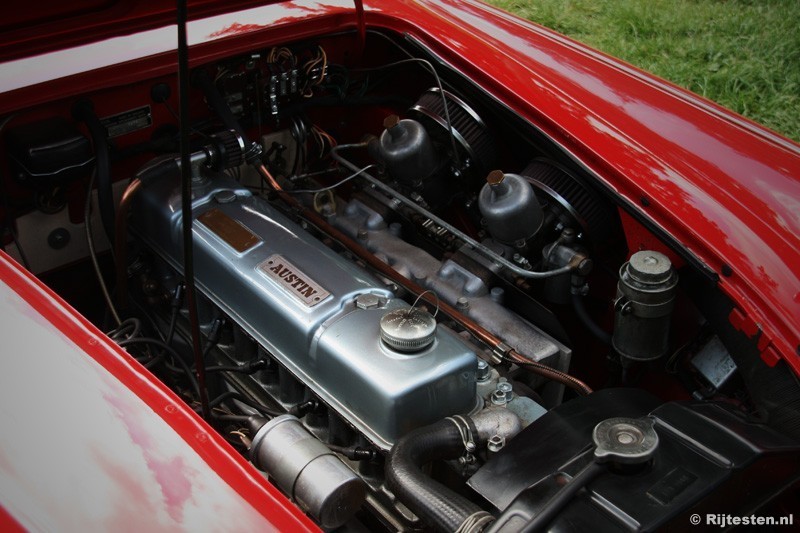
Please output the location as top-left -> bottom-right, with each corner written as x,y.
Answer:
130,169 -> 478,449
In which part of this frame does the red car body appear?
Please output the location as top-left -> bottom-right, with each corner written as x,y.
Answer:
0,0 -> 798,530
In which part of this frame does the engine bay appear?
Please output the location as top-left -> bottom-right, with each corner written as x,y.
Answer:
2,28 -> 798,531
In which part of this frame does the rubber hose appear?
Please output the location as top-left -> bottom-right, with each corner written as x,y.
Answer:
571,293 -> 612,345
385,419 -> 485,532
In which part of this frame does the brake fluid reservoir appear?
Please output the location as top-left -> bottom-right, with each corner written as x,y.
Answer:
612,251 -> 678,361
478,170 -> 543,245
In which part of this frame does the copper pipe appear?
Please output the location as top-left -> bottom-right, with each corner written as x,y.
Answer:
255,164 -> 593,396
507,350 -> 593,396
114,178 -> 142,310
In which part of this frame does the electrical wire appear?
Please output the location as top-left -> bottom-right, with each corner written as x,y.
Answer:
215,413 -> 252,423
289,116 -> 307,176
205,360 -> 267,374
85,170 -> 122,326
117,336 -> 200,396
206,390 -> 281,418
165,307 -> 179,346
286,164 -> 376,194
108,317 -> 141,341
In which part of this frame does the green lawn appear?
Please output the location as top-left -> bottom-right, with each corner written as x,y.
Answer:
484,0 -> 800,143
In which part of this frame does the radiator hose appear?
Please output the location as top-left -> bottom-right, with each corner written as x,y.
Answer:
386,409 -> 521,532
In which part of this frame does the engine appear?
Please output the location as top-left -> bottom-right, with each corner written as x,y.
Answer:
3,29 -> 798,532
131,173 -> 479,449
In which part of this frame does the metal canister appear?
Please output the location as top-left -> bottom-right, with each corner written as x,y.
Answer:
612,251 -> 678,361
375,115 -> 439,185
249,415 -> 366,529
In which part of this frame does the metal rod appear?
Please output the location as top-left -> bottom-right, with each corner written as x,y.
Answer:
177,0 -> 211,420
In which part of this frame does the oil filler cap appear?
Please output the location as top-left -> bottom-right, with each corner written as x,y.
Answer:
380,307 -> 436,353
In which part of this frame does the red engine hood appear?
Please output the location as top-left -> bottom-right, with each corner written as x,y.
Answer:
0,0 -> 363,63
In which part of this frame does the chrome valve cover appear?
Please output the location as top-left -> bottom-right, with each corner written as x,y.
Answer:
131,170 -> 477,449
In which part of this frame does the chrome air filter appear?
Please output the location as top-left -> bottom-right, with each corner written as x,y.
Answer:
521,159 -> 618,246
410,87 -> 495,176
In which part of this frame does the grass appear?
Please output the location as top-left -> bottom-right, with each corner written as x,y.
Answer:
484,0 -> 800,142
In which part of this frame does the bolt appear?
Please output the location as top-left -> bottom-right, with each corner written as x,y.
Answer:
357,229 -> 368,241
487,434 -> 506,453
491,389 -> 510,405
47,228 -> 71,250
213,190 -> 237,204
456,297 -> 469,309
486,169 -> 505,186
355,293 -> 382,310
497,381 -> 513,395
383,114 -> 400,130
458,455 -> 476,466
477,359 -> 490,381
489,287 -> 505,304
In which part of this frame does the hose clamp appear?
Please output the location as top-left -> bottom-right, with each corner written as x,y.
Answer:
447,414 -> 477,465
456,511 -> 495,533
